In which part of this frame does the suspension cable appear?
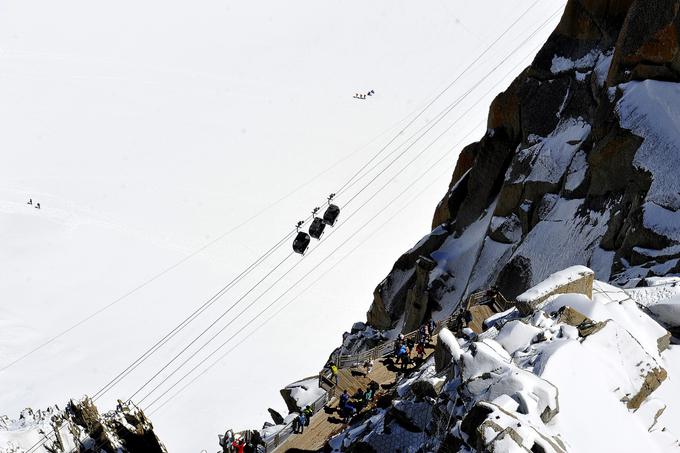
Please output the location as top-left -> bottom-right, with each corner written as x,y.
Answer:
126,252 -> 294,402
334,0 -> 544,198
0,82 -> 427,377
22,4 -> 562,452
126,4 -> 564,409
341,11 -> 558,211
91,230 -> 295,400
143,122 -> 484,410
147,122 -> 483,416
136,5 -> 562,410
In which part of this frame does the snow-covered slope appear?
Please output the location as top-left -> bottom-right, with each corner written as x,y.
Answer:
5,0 -> 680,450
3,0 -> 560,450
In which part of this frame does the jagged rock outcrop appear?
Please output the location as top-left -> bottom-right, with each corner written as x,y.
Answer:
0,398 -> 167,453
402,256 -> 438,334
268,408 -> 284,425
361,0 -> 680,334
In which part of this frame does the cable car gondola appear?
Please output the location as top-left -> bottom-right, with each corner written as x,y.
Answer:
293,231 -> 311,255
322,204 -> 340,226
309,217 -> 326,239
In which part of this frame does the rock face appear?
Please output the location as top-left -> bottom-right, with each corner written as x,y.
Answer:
0,398 -> 167,453
360,0 -> 680,335
324,2 -> 680,451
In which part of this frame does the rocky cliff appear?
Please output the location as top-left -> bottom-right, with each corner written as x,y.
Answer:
315,1 -> 680,451
0,399 -> 167,453
359,0 -> 680,341
257,3 -> 680,451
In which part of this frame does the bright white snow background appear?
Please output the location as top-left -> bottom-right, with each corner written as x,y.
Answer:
0,1 -> 564,450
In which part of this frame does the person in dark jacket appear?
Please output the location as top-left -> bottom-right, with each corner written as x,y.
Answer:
406,337 -> 415,350
220,429 -> 235,453
341,402 -> 356,423
297,413 -> 307,433
250,430 -> 264,451
419,324 -> 428,343
354,389 -> 365,407
339,389 -> 350,408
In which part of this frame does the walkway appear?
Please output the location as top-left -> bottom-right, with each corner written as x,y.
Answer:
275,338 -> 440,452
269,289 -> 503,452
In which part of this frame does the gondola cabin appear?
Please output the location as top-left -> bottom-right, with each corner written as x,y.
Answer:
309,217 -> 326,239
322,204 -> 340,226
293,232 -> 311,255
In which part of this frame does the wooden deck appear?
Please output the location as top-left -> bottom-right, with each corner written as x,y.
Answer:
275,339 -> 439,452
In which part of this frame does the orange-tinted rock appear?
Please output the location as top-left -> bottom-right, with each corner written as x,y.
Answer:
487,73 -> 525,142
431,143 -> 477,228
608,0 -> 680,84
371,0 -> 680,334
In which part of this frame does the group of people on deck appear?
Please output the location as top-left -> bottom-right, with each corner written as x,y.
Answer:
288,317 -> 438,439
292,405 -> 314,434
218,318 -> 443,450
393,319 -> 436,371
338,380 -> 379,423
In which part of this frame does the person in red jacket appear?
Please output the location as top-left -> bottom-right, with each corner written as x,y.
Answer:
232,439 -> 246,453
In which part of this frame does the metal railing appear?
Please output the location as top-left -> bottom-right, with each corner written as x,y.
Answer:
264,390 -> 329,452
340,290 -> 500,367
319,290 -> 501,386
270,289 -> 505,452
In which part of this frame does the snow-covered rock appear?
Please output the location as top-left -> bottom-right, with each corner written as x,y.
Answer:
279,376 -> 326,414
331,272 -> 680,453
0,398 -> 167,453
648,298 -> 680,330
516,266 -> 594,315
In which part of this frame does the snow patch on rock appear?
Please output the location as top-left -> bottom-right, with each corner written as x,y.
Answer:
517,265 -> 593,305
618,81 -> 680,211
507,118 -> 591,185
550,50 -> 600,75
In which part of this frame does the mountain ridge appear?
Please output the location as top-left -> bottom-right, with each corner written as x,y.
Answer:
359,0 -> 680,341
